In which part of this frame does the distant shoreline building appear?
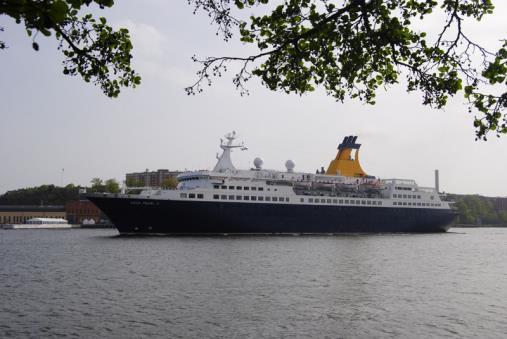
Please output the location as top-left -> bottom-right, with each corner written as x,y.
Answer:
65,200 -> 102,224
126,169 -> 181,188
0,205 -> 65,225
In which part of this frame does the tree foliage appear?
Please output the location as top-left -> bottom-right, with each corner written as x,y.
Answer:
90,177 -> 120,193
104,178 -> 120,193
125,177 -> 144,187
187,0 -> 507,139
0,0 -> 140,97
451,194 -> 507,225
161,176 -> 179,189
0,184 -> 80,205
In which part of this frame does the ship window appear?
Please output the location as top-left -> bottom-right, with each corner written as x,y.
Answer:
309,198 -> 313,203
258,187 -> 264,191
315,198 -> 319,203
430,196 -> 434,200
339,199 -> 343,204
236,195 -> 242,200
403,194 -> 407,198
229,195 -> 234,200
417,195 -> 421,199
213,185 -> 219,189
327,199 -> 331,203
285,197 -> 289,202
189,193 -> 196,198
221,195 -> 227,199
361,200 -> 366,205
417,203 -> 421,206
229,186 -> 234,190
258,196 -> 264,201
197,194 -> 204,199
274,189 -> 278,191
244,187 -> 249,191
213,194 -> 219,199
273,197 -> 278,202
393,202 -> 397,206
403,202 -> 407,206
244,196 -> 250,201
236,186 -> 242,190
367,201 -> 371,205
300,198 -> 304,202
180,193 -> 187,198
251,187 -> 256,191
251,196 -> 256,201
344,200 -> 349,204
378,201 -> 382,206
265,197 -> 271,201
221,185 -> 227,189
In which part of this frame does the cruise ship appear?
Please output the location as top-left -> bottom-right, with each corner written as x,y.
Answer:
87,132 -> 456,234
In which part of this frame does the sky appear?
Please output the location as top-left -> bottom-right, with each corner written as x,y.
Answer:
0,0 -> 506,197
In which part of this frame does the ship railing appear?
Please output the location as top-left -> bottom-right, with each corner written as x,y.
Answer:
382,178 -> 417,185
418,187 -> 437,193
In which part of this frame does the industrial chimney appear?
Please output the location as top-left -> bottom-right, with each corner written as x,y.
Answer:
435,169 -> 440,193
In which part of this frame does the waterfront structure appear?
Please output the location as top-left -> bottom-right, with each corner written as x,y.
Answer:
87,132 -> 455,234
125,169 -> 181,188
65,200 -> 102,224
0,205 -> 65,225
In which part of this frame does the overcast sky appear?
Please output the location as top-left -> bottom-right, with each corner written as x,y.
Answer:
0,1 -> 506,196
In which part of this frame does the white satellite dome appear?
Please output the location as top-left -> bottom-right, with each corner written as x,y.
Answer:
253,157 -> 264,169
285,160 -> 295,172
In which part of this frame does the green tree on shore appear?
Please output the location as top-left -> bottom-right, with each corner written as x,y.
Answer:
161,176 -> 178,189
104,178 -> 120,193
0,184 -> 80,205
90,177 -> 104,193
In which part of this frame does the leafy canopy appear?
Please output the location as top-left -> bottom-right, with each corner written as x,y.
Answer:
187,0 -> 507,140
0,0 -> 140,97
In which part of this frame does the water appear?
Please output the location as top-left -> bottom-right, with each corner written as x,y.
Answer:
1,228 -> 507,338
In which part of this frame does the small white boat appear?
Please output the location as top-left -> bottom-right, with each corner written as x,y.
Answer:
2,217 -> 72,229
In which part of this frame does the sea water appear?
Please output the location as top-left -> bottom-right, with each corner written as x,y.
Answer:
1,228 -> 506,338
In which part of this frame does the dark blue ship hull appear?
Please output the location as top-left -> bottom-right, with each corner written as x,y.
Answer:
87,195 -> 455,234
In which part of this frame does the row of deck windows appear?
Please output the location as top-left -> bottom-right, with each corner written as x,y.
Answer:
393,193 -> 422,199
180,193 -> 204,199
393,202 -> 441,207
213,185 -> 265,191
306,198 -> 383,206
212,195 -> 290,202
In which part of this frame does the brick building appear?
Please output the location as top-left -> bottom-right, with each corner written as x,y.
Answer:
65,200 -> 102,224
126,169 -> 180,188
0,205 -> 65,224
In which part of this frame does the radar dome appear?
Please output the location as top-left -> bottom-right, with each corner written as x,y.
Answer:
253,157 -> 264,169
285,160 -> 295,172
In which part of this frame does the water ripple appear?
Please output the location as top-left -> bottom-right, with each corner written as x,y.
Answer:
1,228 -> 507,338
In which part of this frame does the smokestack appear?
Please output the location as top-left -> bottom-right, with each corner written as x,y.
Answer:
435,169 -> 440,193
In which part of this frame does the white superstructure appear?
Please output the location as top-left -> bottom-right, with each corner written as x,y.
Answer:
124,132 -> 450,211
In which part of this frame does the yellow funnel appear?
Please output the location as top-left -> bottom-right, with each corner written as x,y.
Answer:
325,136 -> 367,177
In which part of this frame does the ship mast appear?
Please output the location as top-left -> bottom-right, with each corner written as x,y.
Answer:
213,131 -> 248,172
